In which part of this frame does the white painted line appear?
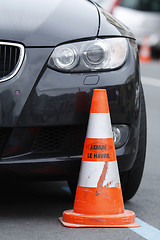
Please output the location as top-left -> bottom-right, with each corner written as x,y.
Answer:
62,185 -> 160,239
142,76 -> 160,87
130,218 -> 160,240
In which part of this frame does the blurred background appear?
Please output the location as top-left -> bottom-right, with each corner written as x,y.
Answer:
94,0 -> 160,59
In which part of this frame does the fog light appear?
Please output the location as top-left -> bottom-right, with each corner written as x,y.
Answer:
112,125 -> 129,149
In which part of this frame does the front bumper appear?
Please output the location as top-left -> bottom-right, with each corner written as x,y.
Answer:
0,39 -> 141,178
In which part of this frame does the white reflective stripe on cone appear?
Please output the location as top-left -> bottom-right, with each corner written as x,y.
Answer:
78,161 -> 120,188
86,113 -> 113,139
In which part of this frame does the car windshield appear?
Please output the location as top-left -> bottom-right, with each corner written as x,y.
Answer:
120,0 -> 160,12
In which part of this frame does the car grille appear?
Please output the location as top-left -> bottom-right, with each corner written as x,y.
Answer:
32,125 -> 87,157
0,42 -> 24,82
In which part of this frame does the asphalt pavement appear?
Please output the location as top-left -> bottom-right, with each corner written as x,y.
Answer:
0,60 -> 160,240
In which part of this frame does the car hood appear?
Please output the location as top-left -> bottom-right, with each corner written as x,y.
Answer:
0,0 -> 134,47
97,6 -> 135,39
0,0 -> 99,47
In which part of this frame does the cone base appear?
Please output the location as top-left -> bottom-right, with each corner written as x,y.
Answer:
59,209 -> 140,228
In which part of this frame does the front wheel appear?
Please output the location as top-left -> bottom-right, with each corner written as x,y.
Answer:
120,82 -> 147,201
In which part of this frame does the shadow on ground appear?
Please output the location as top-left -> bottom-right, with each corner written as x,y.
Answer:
0,181 -> 73,219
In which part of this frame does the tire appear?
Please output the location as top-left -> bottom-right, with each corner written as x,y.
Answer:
120,82 -> 147,201
67,175 -> 79,196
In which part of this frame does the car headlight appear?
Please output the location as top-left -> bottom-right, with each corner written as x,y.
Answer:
48,38 -> 128,72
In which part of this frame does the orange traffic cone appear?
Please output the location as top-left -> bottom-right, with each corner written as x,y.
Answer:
139,36 -> 152,63
59,89 -> 140,228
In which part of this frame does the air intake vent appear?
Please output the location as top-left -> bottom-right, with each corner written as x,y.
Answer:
32,125 -> 87,157
0,42 -> 24,82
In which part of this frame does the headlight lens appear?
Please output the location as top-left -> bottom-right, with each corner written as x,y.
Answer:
82,40 -> 110,69
52,46 -> 79,70
48,38 -> 128,72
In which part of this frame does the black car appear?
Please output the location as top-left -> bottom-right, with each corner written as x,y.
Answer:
0,0 -> 146,200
